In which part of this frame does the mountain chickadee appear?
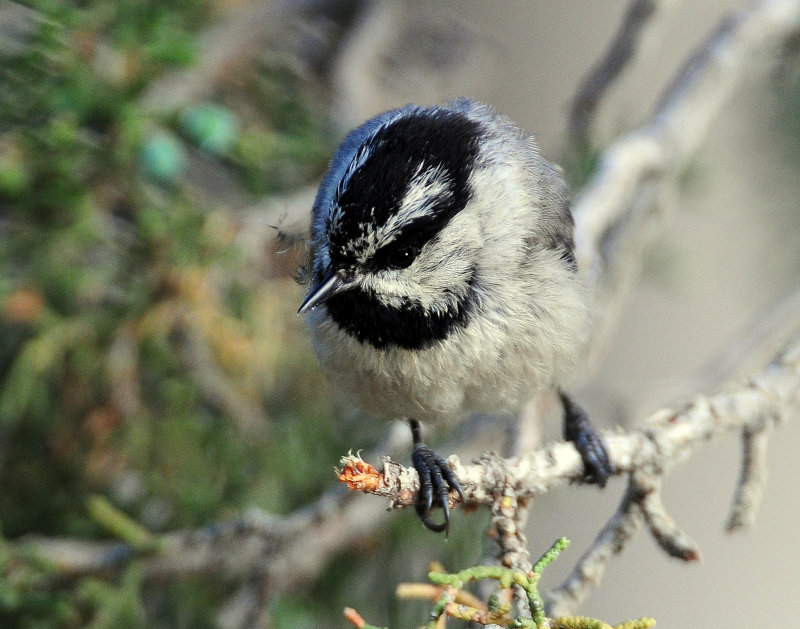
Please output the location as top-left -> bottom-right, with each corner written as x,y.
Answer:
299,99 -> 613,532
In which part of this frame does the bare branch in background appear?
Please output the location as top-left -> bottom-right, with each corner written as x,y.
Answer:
573,0 -> 800,369
567,0 -> 669,151
138,0 -> 365,115
21,487 -> 388,601
14,423 -> 415,605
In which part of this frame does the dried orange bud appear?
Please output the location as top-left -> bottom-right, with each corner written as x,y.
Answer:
337,457 -> 383,492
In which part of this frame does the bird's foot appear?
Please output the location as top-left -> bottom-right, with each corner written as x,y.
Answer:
409,419 -> 464,534
560,392 -> 615,487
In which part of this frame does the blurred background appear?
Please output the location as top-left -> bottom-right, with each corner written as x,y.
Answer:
1,1 -> 799,627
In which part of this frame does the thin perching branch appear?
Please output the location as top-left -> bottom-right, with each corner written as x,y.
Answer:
339,328 -> 800,614
340,331 -> 799,508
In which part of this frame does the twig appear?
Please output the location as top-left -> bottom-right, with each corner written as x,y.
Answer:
340,325 -> 799,502
489,467 -> 534,617
86,495 -> 158,552
573,0 -> 800,369
634,472 -> 700,561
139,1 -> 298,115
339,329 -> 800,614
567,0 -> 667,151
725,419 -> 773,531
547,483 -> 644,618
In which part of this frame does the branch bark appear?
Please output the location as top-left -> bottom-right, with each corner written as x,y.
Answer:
339,329 -> 800,614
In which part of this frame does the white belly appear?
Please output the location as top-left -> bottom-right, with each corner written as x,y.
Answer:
307,290 -> 586,425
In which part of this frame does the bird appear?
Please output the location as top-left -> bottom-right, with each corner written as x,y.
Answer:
298,98 -> 613,533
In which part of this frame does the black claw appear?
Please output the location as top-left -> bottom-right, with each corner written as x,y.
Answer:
415,455 -> 434,515
560,391 -> 615,487
409,419 -> 464,534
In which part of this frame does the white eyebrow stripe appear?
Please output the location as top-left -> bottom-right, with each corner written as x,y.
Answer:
400,165 -> 452,218
371,165 -> 452,247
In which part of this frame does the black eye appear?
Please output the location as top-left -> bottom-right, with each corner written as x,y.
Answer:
382,245 -> 419,270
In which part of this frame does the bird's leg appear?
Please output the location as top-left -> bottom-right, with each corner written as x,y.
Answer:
559,391 -> 615,486
408,418 -> 464,534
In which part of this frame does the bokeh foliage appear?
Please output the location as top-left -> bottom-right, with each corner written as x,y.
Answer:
0,2 -> 361,626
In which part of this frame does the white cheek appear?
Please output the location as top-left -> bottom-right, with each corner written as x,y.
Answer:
342,205 -> 483,313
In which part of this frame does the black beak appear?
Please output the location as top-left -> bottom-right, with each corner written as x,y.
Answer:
297,271 -> 345,314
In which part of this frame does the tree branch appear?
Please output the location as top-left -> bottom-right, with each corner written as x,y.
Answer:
573,0 -> 800,369
567,0 -> 666,151
340,331 -> 799,503
14,423 -> 416,593
339,329 -> 800,615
